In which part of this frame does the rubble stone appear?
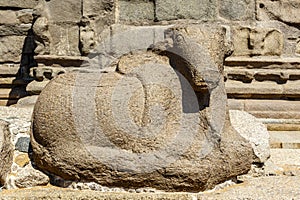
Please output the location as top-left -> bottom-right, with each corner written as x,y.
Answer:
14,164 -> 49,188
0,120 -> 13,186
15,137 -> 30,153
14,153 -> 30,168
230,110 -> 270,163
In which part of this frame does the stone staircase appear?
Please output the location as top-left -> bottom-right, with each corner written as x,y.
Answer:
269,131 -> 300,149
226,57 -> 300,150
0,64 -> 27,106
227,98 -> 300,151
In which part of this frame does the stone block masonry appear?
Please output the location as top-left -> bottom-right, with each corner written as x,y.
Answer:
0,0 -> 39,9
1,0 -> 299,107
0,0 -> 299,194
155,0 -> 218,21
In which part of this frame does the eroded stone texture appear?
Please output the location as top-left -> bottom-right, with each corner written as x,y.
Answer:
230,110 -> 270,163
0,0 -> 39,9
80,0 -> 115,55
255,21 -> 300,57
81,25 -> 169,69
13,164 -> 50,188
0,24 -> 32,37
34,0 -> 81,24
32,0 -> 81,56
26,65 -> 66,96
225,68 -> 300,84
0,9 -> 33,72
13,96 -> 39,108
155,0 -> 217,21
32,16 -> 51,55
296,42 -> 300,55
48,24 -> 80,56
31,25 -> 252,192
30,66 -> 66,81
26,80 -> 50,95
0,11 -> 20,25
0,36 -> 25,63
219,0 -> 255,21
257,0 -> 300,24
0,120 -> 13,186
33,22 -> 80,56
14,153 -> 30,168
119,0 -> 154,22
15,137 -> 30,153
0,10 -> 33,26
0,9 -> 34,65
232,27 -> 284,57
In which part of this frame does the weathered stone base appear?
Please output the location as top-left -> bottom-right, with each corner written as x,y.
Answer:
1,175 -> 300,200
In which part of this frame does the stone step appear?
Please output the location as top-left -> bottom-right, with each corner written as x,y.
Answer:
228,99 -> 300,120
0,78 -> 26,86
0,99 -> 18,106
266,124 -> 300,131
248,111 -> 300,119
34,55 -> 87,68
229,100 -> 300,131
225,68 -> 300,83
269,148 -> 300,165
225,80 -> 300,99
228,99 -> 300,111
0,64 -> 20,77
270,131 -> 300,149
0,88 -> 27,99
225,56 -> 300,68
259,118 -> 300,124
257,118 -> 300,131
0,0 -> 39,9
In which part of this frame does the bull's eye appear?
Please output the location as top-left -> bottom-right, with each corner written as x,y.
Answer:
175,34 -> 184,43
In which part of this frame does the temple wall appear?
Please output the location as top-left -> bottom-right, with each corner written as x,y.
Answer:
0,0 -> 299,133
